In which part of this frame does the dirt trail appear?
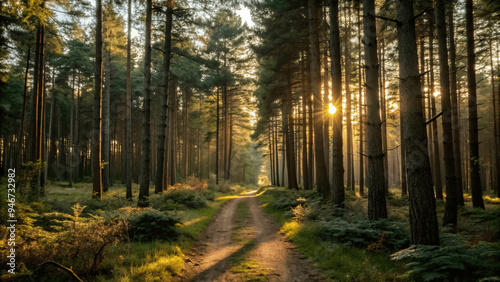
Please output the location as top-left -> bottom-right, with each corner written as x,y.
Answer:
180,190 -> 325,282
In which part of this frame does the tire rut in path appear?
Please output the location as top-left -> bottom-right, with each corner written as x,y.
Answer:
180,190 -> 324,282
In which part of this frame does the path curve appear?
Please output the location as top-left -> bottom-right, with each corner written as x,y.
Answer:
179,190 -> 325,281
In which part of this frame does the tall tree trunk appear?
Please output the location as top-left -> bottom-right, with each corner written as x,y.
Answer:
400,86 -> 407,196
168,75 -> 177,186
429,12 -> 443,199
284,78 -> 299,189
274,117 -> 280,187
323,38 -> 330,174
281,124 -> 285,187
307,54 -> 314,188
215,87 -> 220,185
396,0 -> 439,245
309,0 -> 330,197
227,113 -> 233,180
345,4 -> 353,191
489,40 -> 499,197
44,69 -> 54,183
37,16 -> 46,194
357,4 -> 364,196
380,37 -> 388,192
363,0 -> 387,220
329,0 -> 343,204
269,125 -> 274,185
301,52 -> 311,190
17,47 -> 30,168
75,74 -> 81,182
69,69 -> 76,187
183,87 -> 190,179
125,0 -> 133,199
138,0 -> 152,207
465,0 -> 485,209
156,2 -> 173,193
93,0 -> 103,199
29,13 -> 45,200
497,45 -> 500,198
103,51 -> 111,192
435,0 -> 457,226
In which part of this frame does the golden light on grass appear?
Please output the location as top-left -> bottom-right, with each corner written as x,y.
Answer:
329,103 -> 336,115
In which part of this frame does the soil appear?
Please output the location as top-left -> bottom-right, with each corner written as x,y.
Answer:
179,190 -> 325,281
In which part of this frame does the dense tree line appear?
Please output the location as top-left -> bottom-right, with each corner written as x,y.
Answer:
250,0 -> 500,245
0,0 -> 262,205
1,0 -> 500,246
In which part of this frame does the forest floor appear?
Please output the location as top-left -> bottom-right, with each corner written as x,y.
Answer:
180,190 -> 324,282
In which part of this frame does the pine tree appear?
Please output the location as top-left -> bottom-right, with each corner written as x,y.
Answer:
363,0 -> 387,220
395,0 -> 439,245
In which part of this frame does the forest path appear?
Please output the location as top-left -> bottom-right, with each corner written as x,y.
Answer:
179,190 -> 325,282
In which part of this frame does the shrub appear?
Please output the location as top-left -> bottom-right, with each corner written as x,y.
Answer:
313,219 -> 409,251
207,178 -> 232,192
129,209 -> 181,242
391,236 -> 500,281
272,196 -> 299,210
0,205 -> 128,280
388,195 -> 409,207
160,189 -> 208,210
184,177 -> 208,190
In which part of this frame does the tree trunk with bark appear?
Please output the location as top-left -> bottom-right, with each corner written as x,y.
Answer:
125,0 -> 133,199
363,0 -> 387,220
156,3 -> 173,193
329,0 -> 343,205
428,12 -> 443,200
465,0 -> 485,209
138,0 -> 152,207
309,0 -> 330,197
284,78 -> 299,189
103,51 -> 111,192
93,0 -> 103,199
396,0 -> 440,245
435,0 -> 458,226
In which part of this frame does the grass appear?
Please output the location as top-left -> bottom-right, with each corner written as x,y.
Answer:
258,186 -> 500,281
258,187 -> 407,281
232,200 -> 254,244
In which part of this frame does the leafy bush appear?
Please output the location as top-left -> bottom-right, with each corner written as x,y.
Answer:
391,236 -> 500,281
0,204 -> 128,280
313,219 -> 409,251
388,195 -> 409,207
463,206 -> 500,227
264,188 -> 321,211
272,196 -> 300,210
184,177 -> 208,190
129,209 -> 181,242
207,177 -> 232,192
160,189 -> 208,210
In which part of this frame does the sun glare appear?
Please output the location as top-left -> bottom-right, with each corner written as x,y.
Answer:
329,103 -> 336,115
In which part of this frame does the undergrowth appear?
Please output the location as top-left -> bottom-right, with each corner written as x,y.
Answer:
258,186 -> 500,282
0,178 -> 249,281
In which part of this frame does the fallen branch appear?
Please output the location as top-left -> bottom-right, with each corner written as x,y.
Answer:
33,261 -> 83,282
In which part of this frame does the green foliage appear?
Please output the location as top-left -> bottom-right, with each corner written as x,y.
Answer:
313,219 -> 410,251
388,194 -> 409,207
129,209 -> 182,242
263,188 -> 321,211
18,160 -> 45,198
0,204 -> 128,280
159,188 -> 210,210
463,206 -> 500,227
391,235 -> 500,281
258,187 -> 406,281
